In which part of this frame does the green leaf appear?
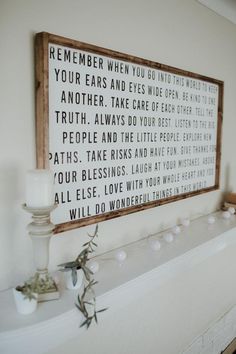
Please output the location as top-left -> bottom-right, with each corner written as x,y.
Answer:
97,307 -> 108,313
75,303 -> 83,312
83,265 -> 93,275
77,296 -> 82,306
83,269 -> 91,282
83,301 -> 94,306
72,268 -> 78,286
94,312 -> 98,324
91,280 -> 98,287
58,261 -> 77,268
58,268 -> 70,273
87,317 -> 92,329
94,224 -> 98,235
80,319 -> 89,328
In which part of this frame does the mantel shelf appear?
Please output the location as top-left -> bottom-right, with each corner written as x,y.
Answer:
1,211 -> 236,354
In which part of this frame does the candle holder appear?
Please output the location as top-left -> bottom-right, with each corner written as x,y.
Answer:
22,204 -> 59,302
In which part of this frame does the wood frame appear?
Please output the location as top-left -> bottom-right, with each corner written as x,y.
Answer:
35,32 -> 223,233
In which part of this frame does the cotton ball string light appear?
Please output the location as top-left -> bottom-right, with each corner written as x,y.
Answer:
172,225 -> 181,235
207,216 -> 216,224
149,239 -> 161,251
180,218 -> 190,227
115,250 -> 127,263
228,207 -> 235,215
163,233 -> 174,243
222,211 -> 231,219
88,261 -> 99,274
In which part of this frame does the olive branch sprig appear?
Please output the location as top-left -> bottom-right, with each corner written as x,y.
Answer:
76,225 -> 108,329
76,279 -> 107,329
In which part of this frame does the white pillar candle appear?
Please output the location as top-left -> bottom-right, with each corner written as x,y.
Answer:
26,169 -> 54,208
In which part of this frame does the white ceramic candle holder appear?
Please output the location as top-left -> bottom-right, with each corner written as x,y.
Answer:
23,204 -> 59,301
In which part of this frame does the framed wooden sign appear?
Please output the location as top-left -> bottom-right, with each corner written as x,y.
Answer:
35,32 -> 223,233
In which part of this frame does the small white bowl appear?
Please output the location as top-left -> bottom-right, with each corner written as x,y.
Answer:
13,288 -> 38,315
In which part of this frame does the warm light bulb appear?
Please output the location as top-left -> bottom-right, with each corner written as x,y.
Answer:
228,207 -> 235,215
222,211 -> 231,219
207,216 -> 216,224
115,250 -> 127,263
164,233 -> 174,243
149,239 -> 161,251
88,261 -> 99,274
172,225 -> 181,235
180,218 -> 190,227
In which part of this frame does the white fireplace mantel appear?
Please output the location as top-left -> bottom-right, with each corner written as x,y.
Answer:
1,211 -> 236,354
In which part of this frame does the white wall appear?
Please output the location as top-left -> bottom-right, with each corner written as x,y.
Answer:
1,0 -> 236,350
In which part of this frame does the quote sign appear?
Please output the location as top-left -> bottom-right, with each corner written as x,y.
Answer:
35,32 -> 223,233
